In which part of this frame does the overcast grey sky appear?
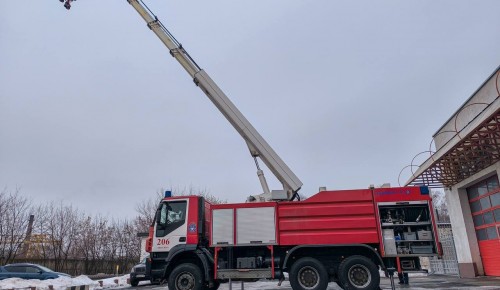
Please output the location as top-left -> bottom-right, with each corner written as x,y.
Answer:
1,1 -> 499,218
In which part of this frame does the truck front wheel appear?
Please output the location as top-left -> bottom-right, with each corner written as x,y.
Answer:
289,257 -> 328,290
168,263 -> 204,290
337,255 -> 379,290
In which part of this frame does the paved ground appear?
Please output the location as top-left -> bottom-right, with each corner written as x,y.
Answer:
131,275 -> 500,290
379,275 -> 500,289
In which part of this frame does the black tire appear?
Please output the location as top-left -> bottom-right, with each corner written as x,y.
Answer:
168,263 -> 204,290
130,279 -> 139,287
289,257 -> 328,290
337,255 -> 380,290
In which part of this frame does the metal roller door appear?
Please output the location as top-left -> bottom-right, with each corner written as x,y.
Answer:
467,175 -> 500,276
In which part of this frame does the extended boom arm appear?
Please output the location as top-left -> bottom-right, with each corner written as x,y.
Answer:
128,0 -> 302,199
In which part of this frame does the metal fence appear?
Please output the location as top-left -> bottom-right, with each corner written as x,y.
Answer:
429,222 -> 459,275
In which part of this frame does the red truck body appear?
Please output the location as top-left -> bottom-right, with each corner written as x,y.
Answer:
209,189 -> 379,247
208,186 -> 439,249
146,186 -> 440,290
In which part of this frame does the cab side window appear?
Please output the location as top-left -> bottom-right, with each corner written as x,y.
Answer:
156,201 -> 187,237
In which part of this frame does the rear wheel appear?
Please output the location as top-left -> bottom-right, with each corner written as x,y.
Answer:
289,257 -> 328,290
337,255 -> 379,290
168,263 -> 204,290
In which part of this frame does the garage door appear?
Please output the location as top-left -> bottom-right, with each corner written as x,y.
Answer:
466,175 -> 500,276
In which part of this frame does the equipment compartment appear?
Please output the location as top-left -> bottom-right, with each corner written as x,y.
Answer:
378,201 -> 438,257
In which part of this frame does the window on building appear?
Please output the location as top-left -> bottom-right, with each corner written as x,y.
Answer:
491,193 -> 500,208
473,214 -> 484,226
468,187 -> 479,200
477,228 -> 488,241
480,197 -> 492,210
484,211 -> 495,225
488,178 -> 499,191
470,200 -> 482,213
478,183 -> 489,196
495,208 -> 500,222
467,175 -> 500,242
486,226 -> 498,239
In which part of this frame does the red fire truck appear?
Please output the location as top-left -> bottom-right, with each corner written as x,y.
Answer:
123,1 -> 442,289
145,187 -> 440,290
146,187 -> 441,290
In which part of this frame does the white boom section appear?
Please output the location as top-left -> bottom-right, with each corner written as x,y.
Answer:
128,0 -> 303,199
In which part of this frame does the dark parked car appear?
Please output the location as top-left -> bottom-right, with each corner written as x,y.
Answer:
129,257 -> 150,287
0,263 -> 71,280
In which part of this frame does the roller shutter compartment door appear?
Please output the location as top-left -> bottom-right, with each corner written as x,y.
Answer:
467,175 -> 500,276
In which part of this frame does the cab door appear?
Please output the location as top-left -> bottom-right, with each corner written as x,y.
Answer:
153,199 -> 189,252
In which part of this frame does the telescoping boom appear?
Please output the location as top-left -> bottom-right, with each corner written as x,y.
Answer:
127,0 -> 303,200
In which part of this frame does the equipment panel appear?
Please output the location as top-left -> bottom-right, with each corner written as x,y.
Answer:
236,207 -> 276,245
212,209 -> 234,246
378,201 -> 438,258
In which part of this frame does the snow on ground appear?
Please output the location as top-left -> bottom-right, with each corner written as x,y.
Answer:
0,274 -> 130,290
2,274 -> 499,290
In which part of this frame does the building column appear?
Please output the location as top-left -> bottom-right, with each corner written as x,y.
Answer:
446,187 -> 484,277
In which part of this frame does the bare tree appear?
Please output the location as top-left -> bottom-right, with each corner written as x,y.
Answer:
82,215 -> 112,274
30,204 -> 51,260
0,188 -> 31,264
92,217 -> 110,273
45,202 -> 81,271
75,216 -> 95,274
112,219 -> 140,272
24,202 -> 82,273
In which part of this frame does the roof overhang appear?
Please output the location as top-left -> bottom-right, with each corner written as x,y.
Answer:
406,96 -> 500,188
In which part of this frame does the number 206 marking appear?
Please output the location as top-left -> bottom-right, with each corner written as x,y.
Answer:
157,239 -> 170,246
